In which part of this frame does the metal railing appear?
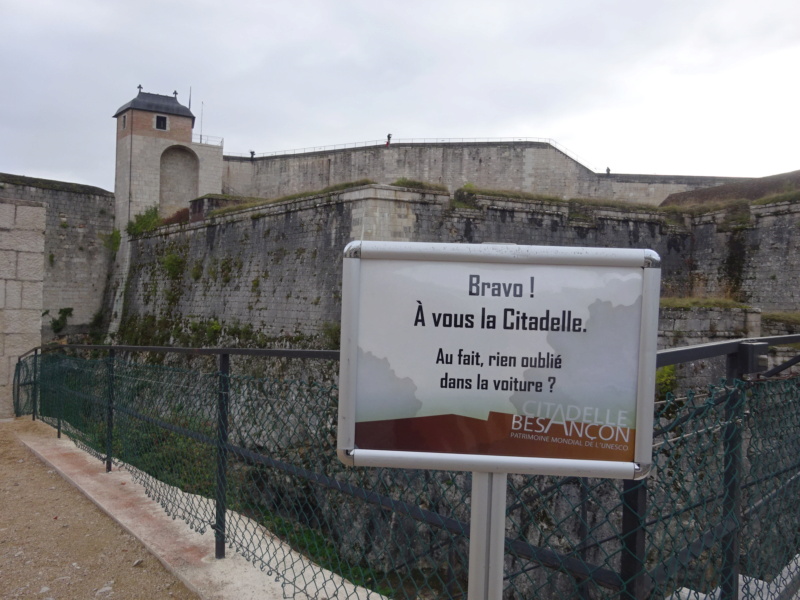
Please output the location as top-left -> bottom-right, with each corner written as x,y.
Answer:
192,133 -> 224,146
13,335 -> 800,599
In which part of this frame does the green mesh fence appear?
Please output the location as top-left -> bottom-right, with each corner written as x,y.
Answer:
13,350 -> 800,599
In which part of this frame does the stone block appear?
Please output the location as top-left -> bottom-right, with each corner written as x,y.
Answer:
16,252 -> 44,282
3,309 -> 42,334
21,281 -> 43,308
0,250 -> 16,279
4,333 -> 41,357
15,205 -> 46,231
5,279 -> 22,309
0,390 -> 11,420
0,227 -> 45,253
0,203 -> 14,228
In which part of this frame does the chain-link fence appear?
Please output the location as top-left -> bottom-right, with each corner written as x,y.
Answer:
13,345 -> 800,599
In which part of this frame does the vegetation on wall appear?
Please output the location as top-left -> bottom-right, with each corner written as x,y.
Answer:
721,229 -> 747,301
161,252 -> 186,280
190,260 -> 203,281
50,307 -> 74,334
101,228 -> 121,253
126,206 -> 162,236
656,365 -> 677,401
88,310 -> 107,344
321,322 -> 341,350
717,200 -> 752,232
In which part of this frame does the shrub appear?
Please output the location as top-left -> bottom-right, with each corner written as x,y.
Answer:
126,207 -> 161,236
101,228 -> 121,253
656,365 -> 677,401
321,321 -> 341,350
51,307 -> 73,334
161,253 -> 186,280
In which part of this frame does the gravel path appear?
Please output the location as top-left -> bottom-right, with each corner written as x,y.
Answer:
0,418 -> 201,600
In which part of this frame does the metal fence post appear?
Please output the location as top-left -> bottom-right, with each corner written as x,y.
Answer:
620,478 -> 648,599
57,379 -> 62,439
105,348 -> 115,473
720,342 -> 766,600
32,348 -> 39,421
718,350 -> 743,598
578,478 -> 591,599
215,353 -> 230,559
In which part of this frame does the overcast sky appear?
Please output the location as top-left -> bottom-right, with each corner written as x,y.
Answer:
2,0 -> 798,192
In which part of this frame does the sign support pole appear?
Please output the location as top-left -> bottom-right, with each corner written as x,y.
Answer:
468,471 -> 508,600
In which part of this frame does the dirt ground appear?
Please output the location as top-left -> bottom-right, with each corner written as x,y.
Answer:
0,418 -> 201,600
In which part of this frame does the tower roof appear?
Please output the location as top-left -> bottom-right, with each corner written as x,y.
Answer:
113,90 -> 195,123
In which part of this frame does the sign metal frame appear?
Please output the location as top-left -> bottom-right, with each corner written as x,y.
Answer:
338,241 -> 661,480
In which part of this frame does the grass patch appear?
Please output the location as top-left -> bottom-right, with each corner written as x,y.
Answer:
455,184 -> 562,204
0,172 -> 112,196
390,178 -> 448,192
718,200 -> 752,231
659,297 -> 749,310
208,180 -> 376,218
753,189 -> 800,206
762,312 -> 800,327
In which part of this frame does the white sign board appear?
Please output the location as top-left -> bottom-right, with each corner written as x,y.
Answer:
338,242 -> 661,479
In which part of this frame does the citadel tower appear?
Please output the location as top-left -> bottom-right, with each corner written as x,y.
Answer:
112,87 -> 223,227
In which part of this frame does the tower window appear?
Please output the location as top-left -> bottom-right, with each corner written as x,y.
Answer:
156,115 -> 167,130
121,115 -> 127,129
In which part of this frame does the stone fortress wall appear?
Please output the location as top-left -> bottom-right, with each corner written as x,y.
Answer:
117,185 -> 800,348
0,174 -> 115,340
222,141 -> 747,207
